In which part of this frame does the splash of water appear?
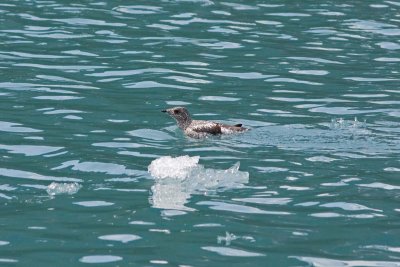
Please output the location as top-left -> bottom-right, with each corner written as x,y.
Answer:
330,117 -> 366,129
46,182 -> 82,196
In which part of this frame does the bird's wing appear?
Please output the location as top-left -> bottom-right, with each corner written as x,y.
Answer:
219,123 -> 248,134
190,120 -> 222,135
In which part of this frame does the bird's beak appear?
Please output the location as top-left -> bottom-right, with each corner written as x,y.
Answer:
161,109 -> 167,113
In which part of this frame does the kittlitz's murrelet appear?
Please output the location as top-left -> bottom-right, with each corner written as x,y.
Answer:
162,106 -> 248,138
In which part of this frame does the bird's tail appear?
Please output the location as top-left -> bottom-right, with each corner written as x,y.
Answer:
221,124 -> 248,133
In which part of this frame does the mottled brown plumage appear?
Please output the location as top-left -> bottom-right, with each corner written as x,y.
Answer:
162,107 -> 248,138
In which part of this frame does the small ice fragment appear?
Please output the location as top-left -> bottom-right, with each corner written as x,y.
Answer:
218,232 -> 237,246
46,182 -> 81,196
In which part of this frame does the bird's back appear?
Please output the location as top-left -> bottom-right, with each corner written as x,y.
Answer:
187,120 -> 248,135
188,120 -> 222,135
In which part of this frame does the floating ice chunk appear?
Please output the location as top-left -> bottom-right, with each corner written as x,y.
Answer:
148,155 -> 249,211
148,155 -> 200,180
148,155 -> 249,189
46,182 -> 81,195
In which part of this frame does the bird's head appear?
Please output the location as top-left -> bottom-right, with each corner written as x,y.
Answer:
162,106 -> 192,129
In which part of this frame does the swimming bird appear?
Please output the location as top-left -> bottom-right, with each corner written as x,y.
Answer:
162,106 -> 248,138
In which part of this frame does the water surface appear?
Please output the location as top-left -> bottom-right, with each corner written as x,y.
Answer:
1,0 -> 400,266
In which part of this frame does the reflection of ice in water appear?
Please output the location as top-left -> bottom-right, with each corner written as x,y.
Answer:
148,155 -> 249,211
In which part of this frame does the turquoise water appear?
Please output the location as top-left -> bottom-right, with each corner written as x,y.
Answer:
1,0 -> 400,266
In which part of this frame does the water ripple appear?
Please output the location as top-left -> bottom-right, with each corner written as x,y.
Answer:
0,168 -> 81,182
0,121 -> 41,133
1,1 -> 400,265
0,144 -> 64,156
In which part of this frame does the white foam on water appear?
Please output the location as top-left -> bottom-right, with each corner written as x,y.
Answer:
46,182 -> 81,196
148,155 -> 249,211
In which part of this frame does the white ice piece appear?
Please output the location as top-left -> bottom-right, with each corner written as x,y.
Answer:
148,155 -> 249,211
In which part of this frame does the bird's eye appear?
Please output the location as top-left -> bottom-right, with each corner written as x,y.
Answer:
174,110 -> 180,114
